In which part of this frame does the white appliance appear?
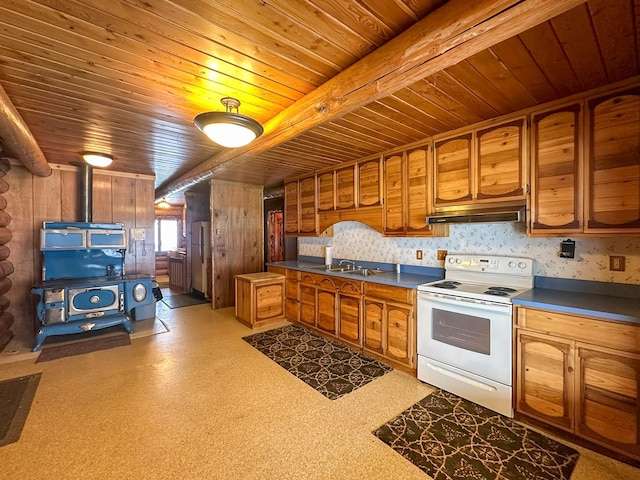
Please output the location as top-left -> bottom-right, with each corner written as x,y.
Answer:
416,254 -> 534,417
191,221 -> 211,298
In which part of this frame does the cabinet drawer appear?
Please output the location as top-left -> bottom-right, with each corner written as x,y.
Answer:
268,266 -> 286,276
516,307 -> 640,353
331,276 -> 363,295
364,282 -> 414,304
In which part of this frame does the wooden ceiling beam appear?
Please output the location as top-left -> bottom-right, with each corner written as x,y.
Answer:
156,0 -> 587,199
0,84 -> 51,177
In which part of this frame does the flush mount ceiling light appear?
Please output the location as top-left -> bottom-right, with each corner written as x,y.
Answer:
82,152 -> 113,168
194,97 -> 264,148
157,198 -> 171,209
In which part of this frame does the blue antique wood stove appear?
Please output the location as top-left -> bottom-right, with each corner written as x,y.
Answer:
30,221 -> 153,351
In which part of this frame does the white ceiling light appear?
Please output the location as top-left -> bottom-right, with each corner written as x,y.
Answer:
82,152 -> 113,168
194,97 -> 264,148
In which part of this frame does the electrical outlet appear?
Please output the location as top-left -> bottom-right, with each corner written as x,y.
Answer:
437,249 -> 448,261
416,250 -> 423,260
610,255 -> 626,271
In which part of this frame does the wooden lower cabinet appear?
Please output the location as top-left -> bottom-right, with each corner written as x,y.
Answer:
317,279 -> 338,335
516,330 -> 574,430
575,343 -> 640,458
234,272 -> 285,328
363,282 -> 415,370
516,306 -> 640,460
268,266 -> 416,374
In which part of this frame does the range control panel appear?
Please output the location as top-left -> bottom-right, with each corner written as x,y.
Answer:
445,254 -> 534,276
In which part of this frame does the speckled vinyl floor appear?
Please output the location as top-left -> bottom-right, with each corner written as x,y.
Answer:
0,301 -> 638,480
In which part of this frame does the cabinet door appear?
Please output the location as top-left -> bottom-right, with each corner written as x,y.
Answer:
299,276 -> 316,327
363,298 -> 384,355
434,134 -> 473,205
338,294 -> 362,347
386,302 -> 413,367
575,343 -> 640,458
299,176 -> 318,235
358,159 -> 381,207
284,181 -> 299,235
406,146 -> 431,234
317,172 -> 335,213
335,165 -> 356,210
383,153 -> 404,234
530,105 -> 582,234
317,278 -> 338,334
476,118 -> 526,201
585,88 -> 640,233
516,330 -> 575,431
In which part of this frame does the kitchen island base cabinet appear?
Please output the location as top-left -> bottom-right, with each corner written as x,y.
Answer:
516,306 -> 640,461
234,273 -> 285,329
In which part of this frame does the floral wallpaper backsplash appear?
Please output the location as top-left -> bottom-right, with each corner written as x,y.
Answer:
298,222 -> 640,284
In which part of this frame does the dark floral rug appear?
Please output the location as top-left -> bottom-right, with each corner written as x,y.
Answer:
374,389 -> 579,480
243,324 -> 392,400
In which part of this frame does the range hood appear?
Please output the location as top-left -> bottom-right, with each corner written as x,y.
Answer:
426,204 -> 526,225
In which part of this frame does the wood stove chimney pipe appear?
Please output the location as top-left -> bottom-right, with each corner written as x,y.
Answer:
81,163 -> 93,222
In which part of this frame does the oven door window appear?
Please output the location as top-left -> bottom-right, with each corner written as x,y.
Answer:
432,308 -> 490,355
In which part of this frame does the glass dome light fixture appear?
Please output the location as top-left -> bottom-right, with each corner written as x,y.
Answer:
194,97 -> 264,148
157,198 -> 171,209
82,152 -> 113,168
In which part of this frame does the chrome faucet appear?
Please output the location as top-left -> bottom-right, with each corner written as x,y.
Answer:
338,259 -> 357,270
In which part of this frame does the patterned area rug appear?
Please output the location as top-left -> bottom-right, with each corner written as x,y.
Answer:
0,373 -> 41,447
36,333 -> 131,363
161,293 -> 208,309
243,324 -> 393,400
374,389 -> 579,480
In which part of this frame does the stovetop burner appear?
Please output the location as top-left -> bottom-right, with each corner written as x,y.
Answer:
417,254 -> 534,304
432,281 -> 461,289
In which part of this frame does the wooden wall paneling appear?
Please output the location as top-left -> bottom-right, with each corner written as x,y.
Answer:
587,0 -> 638,83
60,169 -> 79,222
111,175 -> 137,274
92,173 -> 113,223
135,177 -> 155,275
550,4 -> 607,91
210,180 -> 263,309
4,165 -> 35,340
32,168 -> 62,283
518,22 -> 582,98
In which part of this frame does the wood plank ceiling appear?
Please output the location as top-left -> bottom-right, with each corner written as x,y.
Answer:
0,0 -> 638,201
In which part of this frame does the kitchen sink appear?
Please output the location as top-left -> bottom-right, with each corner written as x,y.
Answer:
342,268 -> 385,276
309,265 -> 349,272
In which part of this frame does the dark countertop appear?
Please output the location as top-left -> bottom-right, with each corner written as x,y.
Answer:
513,280 -> 640,325
270,258 -> 640,325
267,260 -> 441,289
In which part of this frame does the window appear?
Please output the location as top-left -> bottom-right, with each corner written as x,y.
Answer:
155,218 -> 179,252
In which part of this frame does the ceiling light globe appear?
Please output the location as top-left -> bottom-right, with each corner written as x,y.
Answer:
194,98 -> 263,148
82,153 -> 113,168
201,122 -> 259,148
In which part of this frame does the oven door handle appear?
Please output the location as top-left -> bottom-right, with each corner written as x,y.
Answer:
425,362 -> 497,392
418,291 -> 512,313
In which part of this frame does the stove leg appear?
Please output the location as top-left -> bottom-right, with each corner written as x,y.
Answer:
123,317 -> 133,334
33,328 -> 47,352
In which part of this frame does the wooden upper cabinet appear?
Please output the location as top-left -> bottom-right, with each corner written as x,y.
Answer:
434,133 -> 473,205
476,118 -> 526,202
358,159 -> 381,207
383,145 -> 445,237
284,181 -> 299,235
585,87 -> 640,233
298,176 -> 318,235
317,171 -> 335,213
530,104 -> 582,234
335,165 -> 356,210
434,116 -> 526,207
406,147 -> 432,234
383,153 -> 404,235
